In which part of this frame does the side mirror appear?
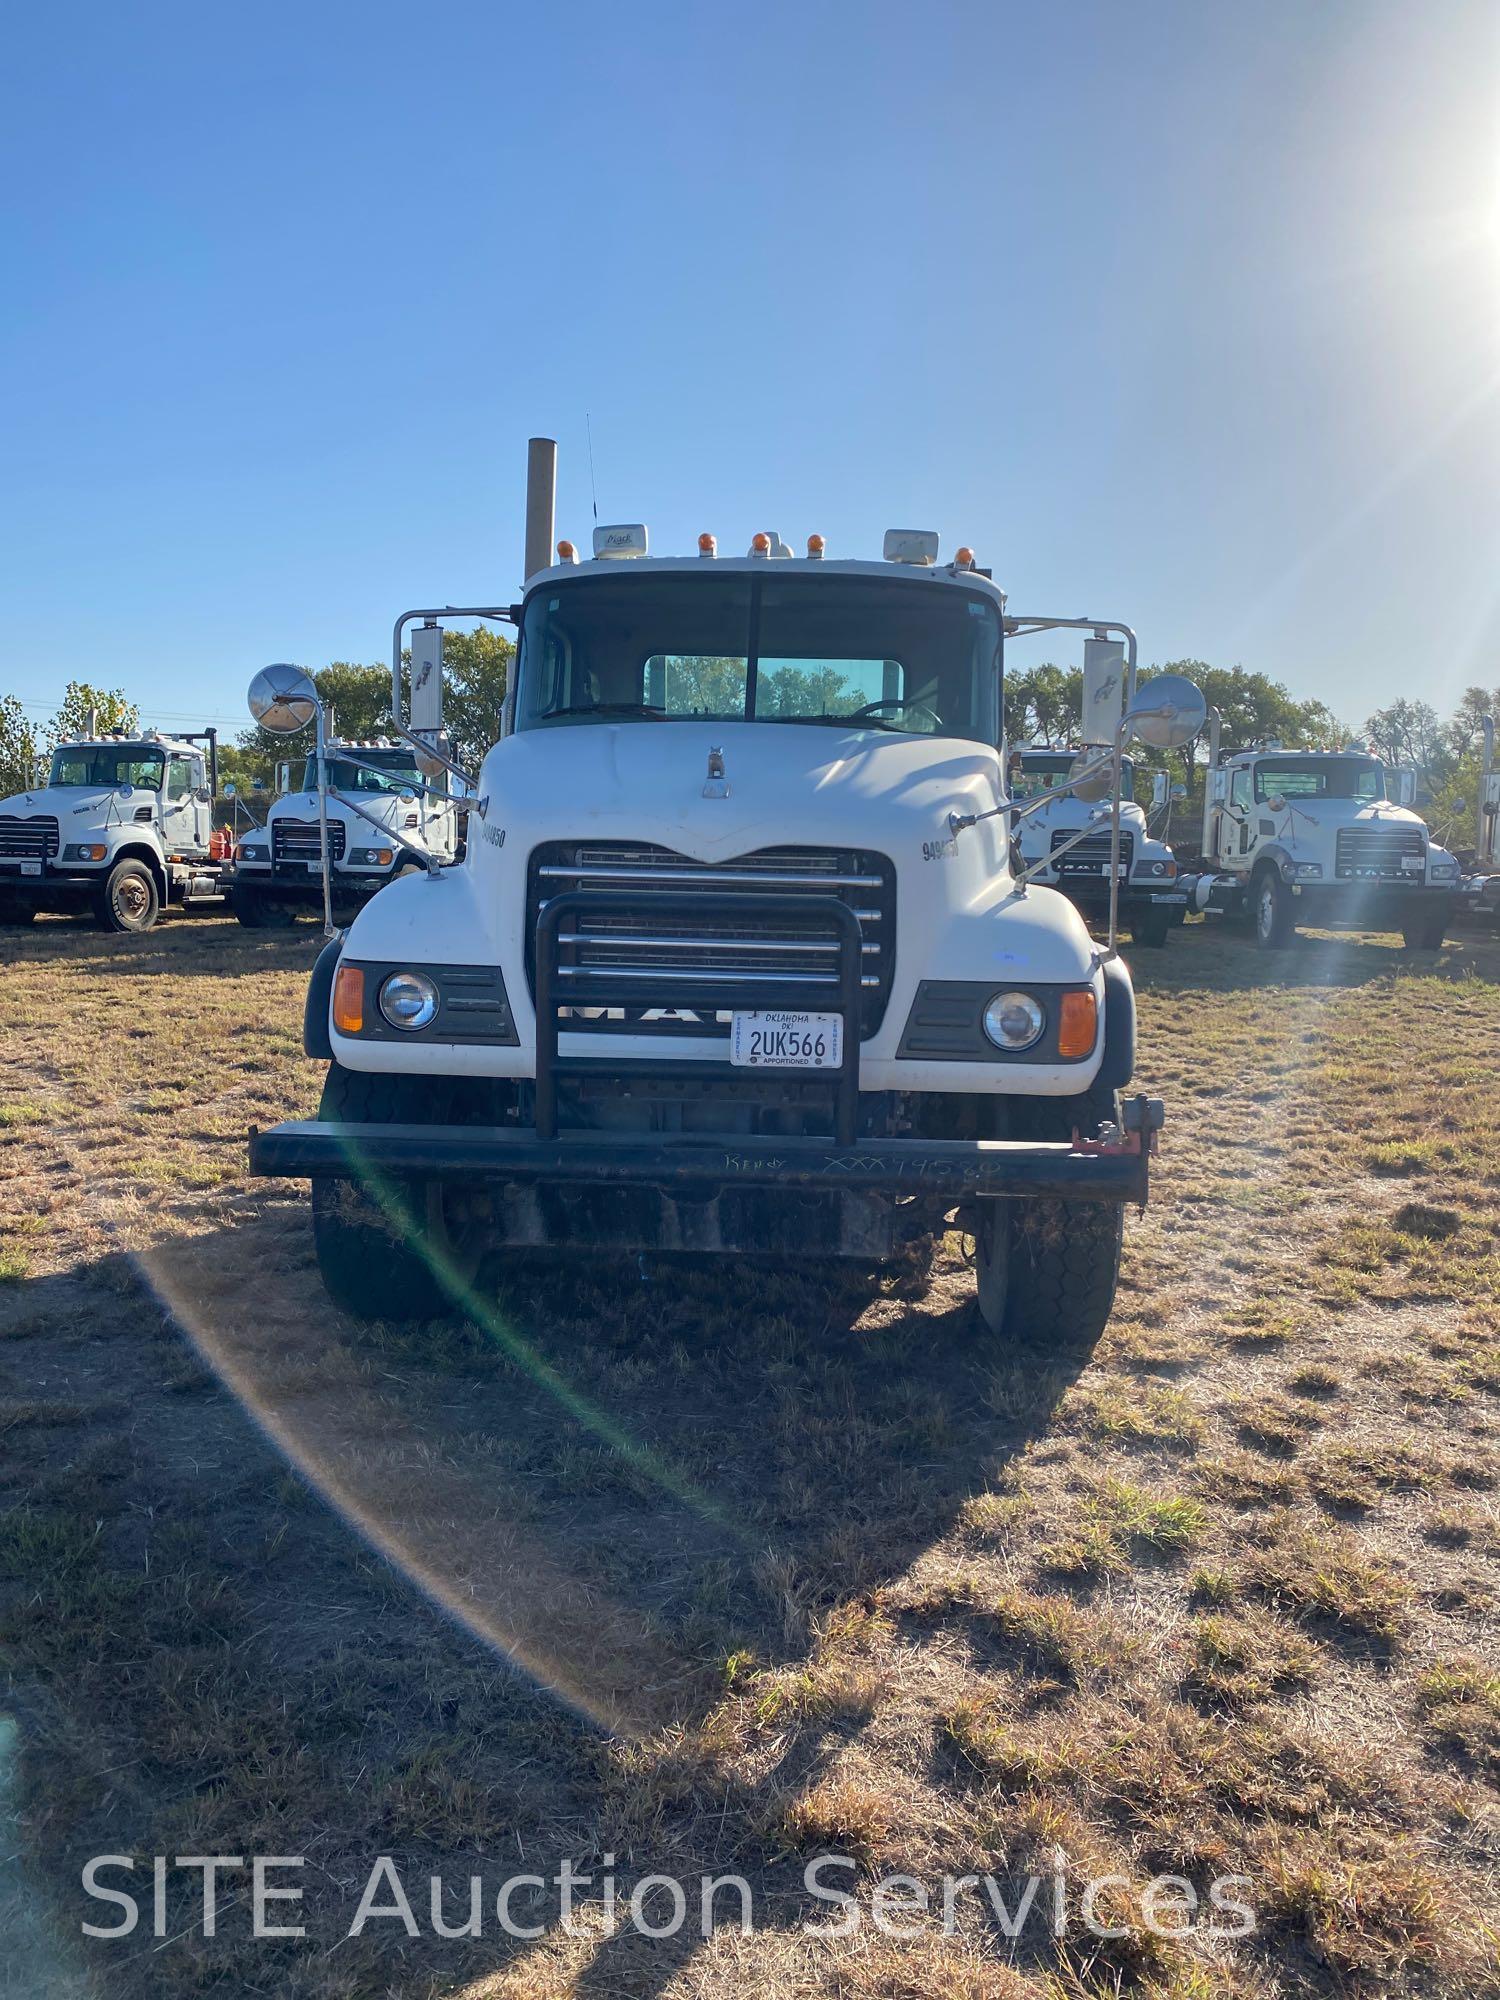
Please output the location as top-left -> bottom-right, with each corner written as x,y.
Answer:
1171,783 -> 1187,800
248,663 -> 319,735
223,781 -> 237,798
1150,772 -> 1170,809
1122,673 -> 1207,750
1209,771 -> 1228,804
1396,771 -> 1417,807
276,762 -> 291,795
195,785 -> 212,804
1267,794 -> 1287,813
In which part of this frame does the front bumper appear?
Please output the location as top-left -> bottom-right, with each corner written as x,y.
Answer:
232,862 -> 399,899
249,1119 -> 1153,1204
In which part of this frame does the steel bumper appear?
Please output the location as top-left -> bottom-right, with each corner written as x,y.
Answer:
248,1122 -> 1150,1204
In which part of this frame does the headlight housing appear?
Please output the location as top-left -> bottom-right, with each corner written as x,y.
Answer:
1430,860 -> 1457,880
378,970 -> 439,1031
983,990 -> 1046,1051
1294,862 -> 1323,879
62,843 -> 108,862
237,844 -> 268,862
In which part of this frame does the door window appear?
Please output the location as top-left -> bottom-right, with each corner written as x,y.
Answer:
167,759 -> 195,801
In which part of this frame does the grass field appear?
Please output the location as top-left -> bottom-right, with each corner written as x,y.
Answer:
1,911 -> 1497,1999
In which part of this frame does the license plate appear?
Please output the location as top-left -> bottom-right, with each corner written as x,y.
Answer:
307,860 -> 323,871
17,861 -> 40,876
1400,855 -> 1423,871
730,1010 -> 842,1069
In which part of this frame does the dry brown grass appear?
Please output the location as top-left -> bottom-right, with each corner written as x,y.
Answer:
0,913 -> 1497,1996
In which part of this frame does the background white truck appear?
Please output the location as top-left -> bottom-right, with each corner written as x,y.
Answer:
229,733 -> 461,927
1009,747 -> 1185,947
246,439 -> 1203,1350
1184,719 -> 1459,948
0,726 -> 229,932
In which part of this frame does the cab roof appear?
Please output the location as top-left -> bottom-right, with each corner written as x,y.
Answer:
522,553 -> 1008,607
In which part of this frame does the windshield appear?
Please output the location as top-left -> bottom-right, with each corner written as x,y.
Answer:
516,572 -> 1001,741
1011,752 -> 1135,801
1254,758 -> 1388,803
48,746 -> 164,790
298,751 -> 424,794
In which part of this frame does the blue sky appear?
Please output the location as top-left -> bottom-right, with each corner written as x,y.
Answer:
2,0 -> 1496,738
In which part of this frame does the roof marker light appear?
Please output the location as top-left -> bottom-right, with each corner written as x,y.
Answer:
954,546 -> 976,570
749,532 -> 772,556
698,533 -> 717,558
807,534 -> 826,559
556,539 -> 578,563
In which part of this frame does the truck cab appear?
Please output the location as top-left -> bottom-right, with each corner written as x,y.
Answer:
230,739 -> 461,927
247,454 -> 1195,1348
1194,745 -> 1459,948
0,729 -> 226,932
1009,748 -> 1184,947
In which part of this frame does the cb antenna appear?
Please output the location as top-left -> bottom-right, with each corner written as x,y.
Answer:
586,411 -> 599,522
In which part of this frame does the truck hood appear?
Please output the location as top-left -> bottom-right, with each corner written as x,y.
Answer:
479,720 -> 1004,859
272,791 -> 414,829
0,784 -> 146,825
1274,799 -> 1428,837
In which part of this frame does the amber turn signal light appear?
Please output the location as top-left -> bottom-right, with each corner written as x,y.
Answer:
332,965 -> 365,1036
1057,989 -> 1098,1060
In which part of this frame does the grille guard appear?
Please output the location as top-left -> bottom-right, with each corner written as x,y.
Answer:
535,888 -> 865,1143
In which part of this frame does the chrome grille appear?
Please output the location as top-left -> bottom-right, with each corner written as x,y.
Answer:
0,815 -> 58,861
1050,828 -> 1134,877
272,816 -> 345,864
527,842 -> 896,1039
1335,826 -> 1425,880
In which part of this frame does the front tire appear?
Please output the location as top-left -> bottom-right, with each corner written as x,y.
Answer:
233,884 -> 297,929
1132,905 -> 1172,949
1253,867 -> 1296,948
311,1065 -> 485,1322
982,1087 -> 1126,1348
94,860 -> 159,933
1403,910 -> 1448,951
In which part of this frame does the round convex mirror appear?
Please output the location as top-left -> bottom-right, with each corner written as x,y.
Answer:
248,664 -> 320,735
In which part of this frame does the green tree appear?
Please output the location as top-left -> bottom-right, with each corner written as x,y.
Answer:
439,625 -> 512,771
1364,698 -> 1450,782
0,696 -> 42,796
48,681 -> 139,745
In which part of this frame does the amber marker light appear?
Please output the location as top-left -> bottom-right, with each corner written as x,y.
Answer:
750,531 -> 771,554
1057,990 -> 1098,1059
556,539 -> 577,561
698,532 -> 717,557
955,546 -> 976,570
807,533 -> 826,558
332,965 -> 365,1035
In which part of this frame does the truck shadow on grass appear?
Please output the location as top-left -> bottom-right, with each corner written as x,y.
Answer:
13,909 -> 327,979
1,1210 -> 1099,1997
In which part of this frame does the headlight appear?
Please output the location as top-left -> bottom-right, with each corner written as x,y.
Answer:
1294,862 -> 1323,879
62,843 -> 107,862
1430,861 -> 1457,880
350,847 -> 395,866
238,844 -> 268,862
983,990 -> 1045,1051
378,971 -> 439,1030
1134,858 -> 1176,878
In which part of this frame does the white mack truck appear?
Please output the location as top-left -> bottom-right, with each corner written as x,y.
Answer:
1183,718 -> 1459,948
246,440 -> 1203,1345
0,726 -> 229,932
1009,740 -> 1186,948
1455,712 -> 1500,930
230,715 -> 462,928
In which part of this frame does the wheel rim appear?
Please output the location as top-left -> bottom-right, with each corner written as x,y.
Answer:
116,876 -> 151,922
1258,883 -> 1275,937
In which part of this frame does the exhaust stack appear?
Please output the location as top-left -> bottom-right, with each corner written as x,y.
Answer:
525,437 -> 557,581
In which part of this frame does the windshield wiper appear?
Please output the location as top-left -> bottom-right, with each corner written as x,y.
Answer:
759,713 -> 903,732
543,702 -> 668,721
